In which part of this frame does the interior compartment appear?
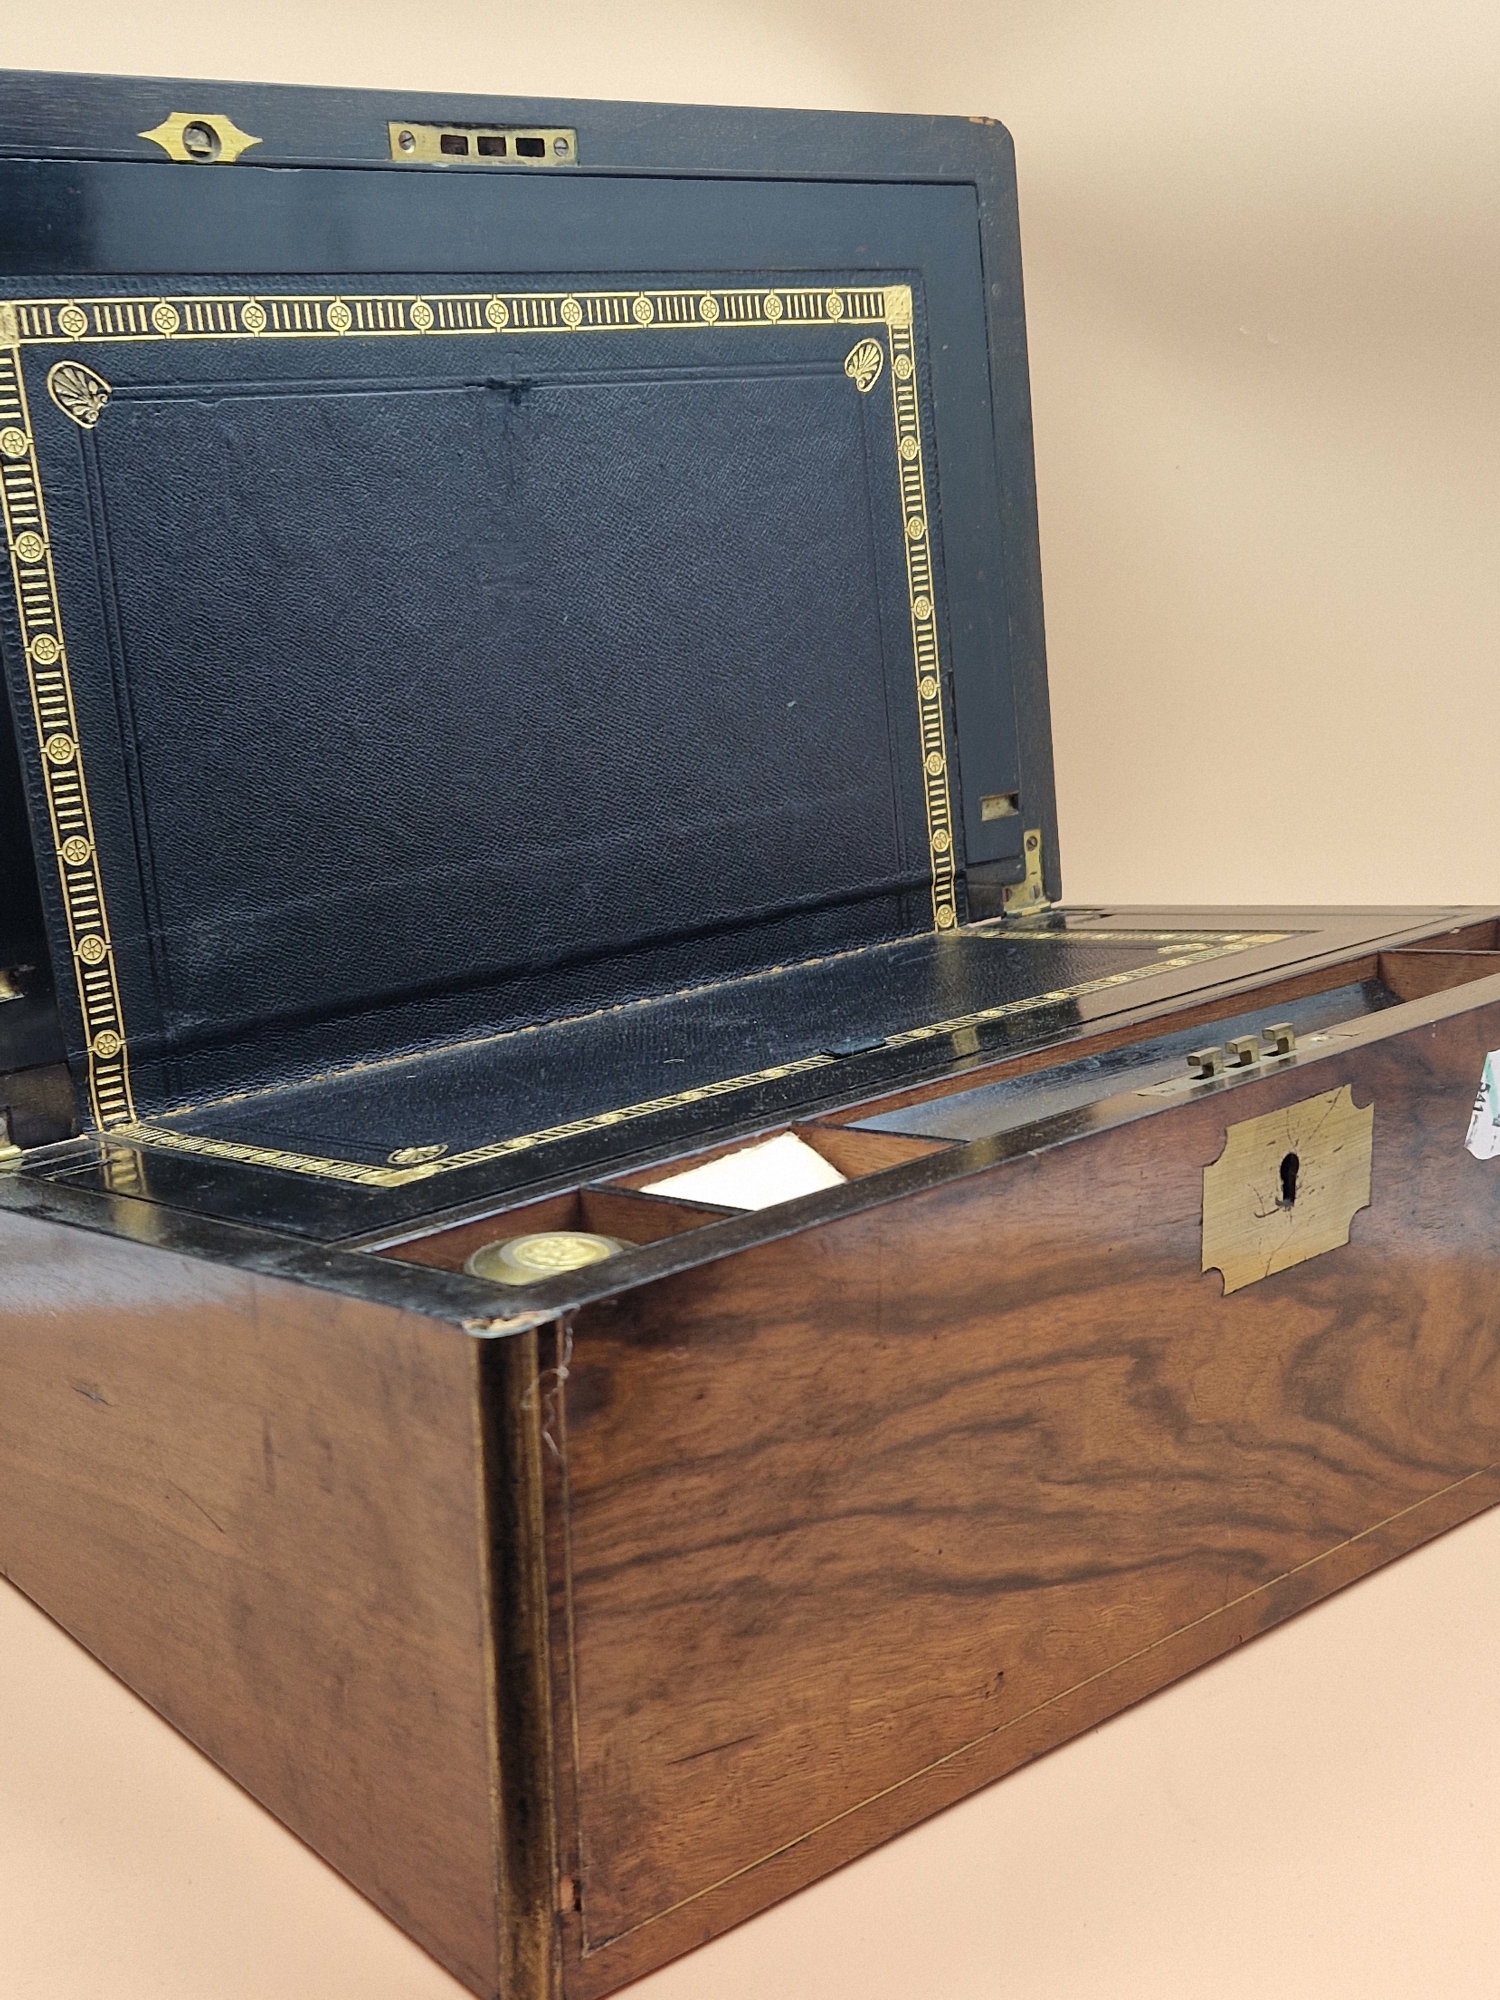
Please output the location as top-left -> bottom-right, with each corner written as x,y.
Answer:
377,1122 -> 953,1272
379,1185 -> 737,1275
605,1120 -> 952,1193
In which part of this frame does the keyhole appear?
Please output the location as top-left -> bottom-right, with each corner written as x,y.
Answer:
180,120 -> 222,161
1279,1152 -> 1300,1207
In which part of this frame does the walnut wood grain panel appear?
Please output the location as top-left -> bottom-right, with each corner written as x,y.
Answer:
795,1122 -> 954,1177
1407,917 -> 1500,951
0,1213 -> 500,1996
1378,949 -> 1500,1002
552,1001 -> 1500,1991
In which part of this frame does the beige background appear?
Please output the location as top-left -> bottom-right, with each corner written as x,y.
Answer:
3,0 -> 1499,1993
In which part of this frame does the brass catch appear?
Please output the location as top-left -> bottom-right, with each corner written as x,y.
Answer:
387,122 -> 577,165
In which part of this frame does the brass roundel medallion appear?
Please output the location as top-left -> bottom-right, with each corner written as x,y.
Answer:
242,299 -> 268,333
906,515 -> 926,541
387,1143 -> 448,1167
763,293 -> 783,321
826,291 -> 844,319
77,934 -> 107,965
485,296 -> 509,329
60,836 -> 91,866
632,294 -> 655,325
58,304 -> 89,339
13,531 -> 45,563
935,904 -> 957,930
410,299 -> 435,331
925,750 -> 945,776
327,298 -> 352,333
893,353 -> 914,380
561,296 -> 584,328
44,732 -> 75,764
30,634 -> 61,664
920,675 -> 938,699
932,828 -> 951,854
899,435 -> 919,461
151,300 -> 181,335
466,1230 -> 628,1285
0,427 -> 28,459
698,294 -> 720,322
92,1029 -> 122,1060
913,594 -> 933,621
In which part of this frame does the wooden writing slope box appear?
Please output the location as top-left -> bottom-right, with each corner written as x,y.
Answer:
1,67 -> 1499,1999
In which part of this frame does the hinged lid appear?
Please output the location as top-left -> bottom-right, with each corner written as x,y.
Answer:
0,69 -> 1064,1229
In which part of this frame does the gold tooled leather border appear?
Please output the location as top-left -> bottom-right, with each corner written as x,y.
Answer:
0,333 -> 134,1126
0,282 -> 953,1134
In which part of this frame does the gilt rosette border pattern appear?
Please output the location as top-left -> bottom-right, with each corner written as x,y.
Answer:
0,280 -> 951,1142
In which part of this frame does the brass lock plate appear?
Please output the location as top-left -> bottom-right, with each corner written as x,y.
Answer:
1202,1085 -> 1373,1295
386,122 -> 578,165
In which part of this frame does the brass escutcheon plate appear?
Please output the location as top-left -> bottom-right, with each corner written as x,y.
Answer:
1202,1084 -> 1373,1295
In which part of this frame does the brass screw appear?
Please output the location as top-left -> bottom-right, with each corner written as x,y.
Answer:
554,135 -> 570,156
397,128 -> 417,153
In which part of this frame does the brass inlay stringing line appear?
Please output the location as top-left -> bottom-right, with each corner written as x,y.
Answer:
0,341 -> 134,1126
114,931 -> 1289,1188
884,296 -> 955,930
0,281 -> 957,1130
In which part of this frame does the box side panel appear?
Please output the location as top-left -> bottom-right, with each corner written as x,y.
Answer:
0,1212 -> 501,1996
551,999 -> 1500,1995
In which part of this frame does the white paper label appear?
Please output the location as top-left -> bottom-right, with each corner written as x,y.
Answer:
1466,1050 -> 1500,1159
641,1130 -> 847,1211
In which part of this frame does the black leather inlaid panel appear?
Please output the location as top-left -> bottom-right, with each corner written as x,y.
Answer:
89,361 -> 916,1058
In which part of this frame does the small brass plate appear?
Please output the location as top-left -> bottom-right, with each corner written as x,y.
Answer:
387,122 -> 577,165
1001,828 -> 1048,916
1202,1085 -> 1373,1295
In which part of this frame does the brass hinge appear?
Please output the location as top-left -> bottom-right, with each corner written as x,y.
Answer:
1001,828 -> 1049,918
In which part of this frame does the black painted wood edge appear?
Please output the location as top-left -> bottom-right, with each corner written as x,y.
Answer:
0,69 -> 1011,176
